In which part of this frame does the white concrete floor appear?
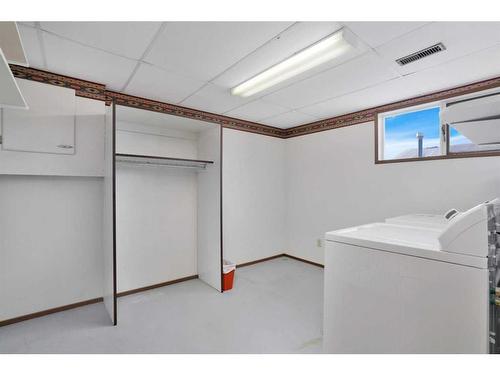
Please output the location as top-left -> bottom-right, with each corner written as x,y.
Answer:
0,257 -> 324,353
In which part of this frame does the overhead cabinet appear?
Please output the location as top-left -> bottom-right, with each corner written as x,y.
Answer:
1,78 -> 76,154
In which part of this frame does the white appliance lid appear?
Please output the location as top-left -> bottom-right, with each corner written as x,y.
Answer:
325,223 -> 487,268
385,214 -> 449,229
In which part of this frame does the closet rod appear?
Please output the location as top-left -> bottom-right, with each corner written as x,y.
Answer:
115,153 -> 214,169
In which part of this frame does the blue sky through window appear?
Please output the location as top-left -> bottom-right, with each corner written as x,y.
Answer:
384,107 -> 441,159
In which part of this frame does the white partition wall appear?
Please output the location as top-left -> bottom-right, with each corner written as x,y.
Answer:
103,103 -> 117,325
222,128 -> 286,265
197,126 -> 222,291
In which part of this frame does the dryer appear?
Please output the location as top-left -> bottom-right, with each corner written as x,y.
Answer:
323,201 -> 499,353
384,198 -> 499,229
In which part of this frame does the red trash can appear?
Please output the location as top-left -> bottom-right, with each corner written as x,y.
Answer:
223,260 -> 236,291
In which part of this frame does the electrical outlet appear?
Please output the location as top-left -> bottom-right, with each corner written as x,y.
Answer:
316,238 -> 323,247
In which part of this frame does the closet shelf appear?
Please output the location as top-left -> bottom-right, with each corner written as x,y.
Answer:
115,153 -> 214,169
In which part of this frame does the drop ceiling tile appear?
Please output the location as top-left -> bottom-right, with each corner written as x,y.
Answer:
301,43 -> 500,120
144,22 -> 292,81
400,43 -> 500,97
263,51 -> 398,110
180,83 -> 252,114
42,32 -> 137,90
376,22 -> 500,75
262,110 -> 318,128
300,79 -> 402,119
125,63 -> 206,104
40,22 -> 162,60
17,24 -> 45,68
343,22 -> 429,48
214,22 -> 343,87
224,99 -> 290,122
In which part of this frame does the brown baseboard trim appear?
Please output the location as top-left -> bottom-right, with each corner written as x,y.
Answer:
116,275 -> 199,298
0,275 -> 199,328
236,253 -> 324,269
0,258 -> 322,328
283,254 -> 324,268
0,297 -> 103,328
236,254 -> 286,268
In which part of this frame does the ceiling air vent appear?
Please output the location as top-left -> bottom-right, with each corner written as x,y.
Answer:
395,43 -> 446,66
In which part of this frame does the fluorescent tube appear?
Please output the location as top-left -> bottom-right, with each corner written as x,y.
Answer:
231,28 -> 354,97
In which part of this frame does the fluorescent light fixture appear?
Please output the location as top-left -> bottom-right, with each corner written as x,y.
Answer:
231,28 -> 355,97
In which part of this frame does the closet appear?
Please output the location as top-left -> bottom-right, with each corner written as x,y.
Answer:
106,103 -> 224,324
0,79 -> 224,328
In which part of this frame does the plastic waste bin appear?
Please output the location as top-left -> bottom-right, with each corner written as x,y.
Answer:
223,259 -> 236,291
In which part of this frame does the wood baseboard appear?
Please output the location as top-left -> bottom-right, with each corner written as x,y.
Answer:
0,275 -> 199,328
0,256 -> 321,328
236,253 -> 324,269
0,297 -> 103,328
236,254 -> 286,268
282,254 -> 324,268
116,275 -> 199,297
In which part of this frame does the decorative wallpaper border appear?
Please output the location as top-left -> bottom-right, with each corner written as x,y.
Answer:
283,75 -> 500,138
10,64 -> 107,102
9,65 -> 285,138
106,91 -> 285,138
10,64 -> 500,139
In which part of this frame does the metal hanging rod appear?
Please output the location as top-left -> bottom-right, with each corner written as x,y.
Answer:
115,153 -> 214,170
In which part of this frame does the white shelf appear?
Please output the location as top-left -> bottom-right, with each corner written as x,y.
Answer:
115,153 -> 214,169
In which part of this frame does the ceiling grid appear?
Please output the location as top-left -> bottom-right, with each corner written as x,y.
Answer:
12,21 -> 500,131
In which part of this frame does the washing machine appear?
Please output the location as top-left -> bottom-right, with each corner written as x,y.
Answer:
323,201 -> 499,353
385,198 -> 500,229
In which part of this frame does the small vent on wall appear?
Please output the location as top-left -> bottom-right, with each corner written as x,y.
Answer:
395,43 -> 446,66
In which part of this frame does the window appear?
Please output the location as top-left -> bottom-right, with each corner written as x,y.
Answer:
448,126 -> 500,154
376,90 -> 500,163
380,106 -> 441,160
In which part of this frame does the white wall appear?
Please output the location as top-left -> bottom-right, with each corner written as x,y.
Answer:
286,122 -> 500,264
116,120 -> 198,159
115,119 -> 199,292
223,128 -> 287,264
116,165 -> 198,292
0,176 -> 104,321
